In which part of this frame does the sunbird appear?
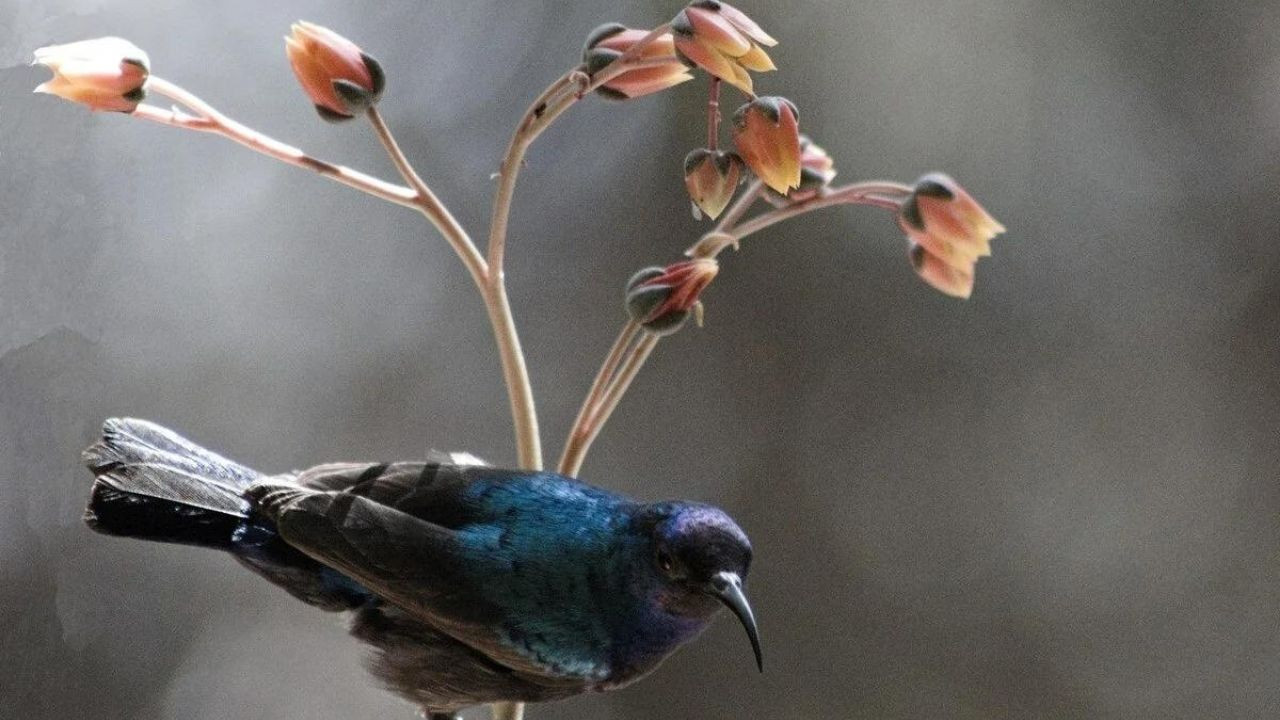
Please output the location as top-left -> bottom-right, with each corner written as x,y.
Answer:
82,418 -> 760,717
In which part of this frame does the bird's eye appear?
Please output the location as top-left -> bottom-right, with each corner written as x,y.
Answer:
656,549 -> 675,574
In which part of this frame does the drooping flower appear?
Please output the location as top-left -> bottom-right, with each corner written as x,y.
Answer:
671,1 -> 777,95
908,242 -> 975,299
625,258 -> 720,335
32,37 -> 150,113
583,24 -> 693,100
764,135 -> 836,206
285,21 -> 384,121
732,96 -> 802,194
899,173 -> 1006,299
684,148 -> 744,220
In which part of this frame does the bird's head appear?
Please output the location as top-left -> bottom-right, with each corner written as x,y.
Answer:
634,501 -> 761,671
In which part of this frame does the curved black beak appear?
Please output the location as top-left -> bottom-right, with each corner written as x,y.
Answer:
709,571 -> 763,672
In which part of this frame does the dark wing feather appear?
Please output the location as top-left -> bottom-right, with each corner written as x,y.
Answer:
292,461 -> 554,529
248,466 -> 594,686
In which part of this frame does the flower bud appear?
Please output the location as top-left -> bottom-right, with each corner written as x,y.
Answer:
684,148 -> 743,220
671,1 -> 777,95
732,96 -> 802,194
285,21 -> 385,122
32,37 -> 150,113
625,258 -> 719,336
583,24 -> 693,100
899,174 -> 1005,299
764,135 -> 836,206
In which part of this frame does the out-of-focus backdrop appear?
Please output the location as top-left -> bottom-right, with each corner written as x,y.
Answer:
3,1 -> 1279,718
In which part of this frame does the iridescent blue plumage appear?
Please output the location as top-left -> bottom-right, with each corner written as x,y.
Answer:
81,419 -> 759,715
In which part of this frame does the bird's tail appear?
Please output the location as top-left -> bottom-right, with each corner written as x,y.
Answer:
82,417 -> 273,549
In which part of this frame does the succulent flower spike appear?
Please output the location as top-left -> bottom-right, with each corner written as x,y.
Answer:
285,21 -> 385,122
672,1 -> 777,95
684,149 -> 744,220
764,135 -> 836,206
899,174 -> 1005,299
625,258 -> 720,336
583,24 -> 693,100
32,37 -> 150,113
732,96 -> 802,194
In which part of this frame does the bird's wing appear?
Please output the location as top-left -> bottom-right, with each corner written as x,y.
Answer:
290,461 -> 544,529
248,465 -> 610,685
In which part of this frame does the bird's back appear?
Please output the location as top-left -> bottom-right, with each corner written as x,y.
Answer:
266,462 -> 647,683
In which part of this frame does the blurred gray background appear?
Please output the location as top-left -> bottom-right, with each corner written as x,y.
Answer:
3,0 -> 1279,718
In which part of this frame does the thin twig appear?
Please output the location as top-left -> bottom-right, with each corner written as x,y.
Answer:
365,107 -> 541,469
485,24 -> 672,272
134,83 -> 416,208
558,320 -> 641,476
572,333 -> 660,462
366,106 -> 487,285
727,181 -> 912,244
706,77 -> 721,150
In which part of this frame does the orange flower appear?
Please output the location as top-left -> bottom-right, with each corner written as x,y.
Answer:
625,258 -> 720,335
684,149 -> 743,220
583,24 -> 693,100
32,37 -> 149,113
731,96 -> 802,194
900,174 -> 1006,299
285,21 -> 384,121
765,135 -> 836,206
672,1 -> 776,95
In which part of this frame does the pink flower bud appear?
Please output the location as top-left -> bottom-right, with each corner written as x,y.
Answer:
583,24 -> 693,100
899,174 -> 1005,299
625,258 -> 720,335
672,1 -> 777,95
32,37 -> 150,113
285,21 -> 384,122
732,96 -> 802,194
684,148 -> 743,220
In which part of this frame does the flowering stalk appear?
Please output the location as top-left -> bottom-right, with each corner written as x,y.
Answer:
559,180 -> 950,474
485,23 -> 672,274
476,24 -> 675,478
132,78 -> 415,207
129,77 -> 533,470
693,181 -> 913,257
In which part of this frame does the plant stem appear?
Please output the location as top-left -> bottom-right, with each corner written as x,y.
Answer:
560,181 -> 915,476
366,107 -> 486,284
706,77 -> 721,150
485,24 -> 672,273
365,107 -> 541,469
139,78 -> 544,471
727,181 -> 912,244
558,320 -> 640,476
482,275 -> 542,469
135,80 -> 416,208
559,332 -> 660,476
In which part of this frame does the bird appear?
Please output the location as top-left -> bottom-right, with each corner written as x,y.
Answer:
80,417 -> 761,718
